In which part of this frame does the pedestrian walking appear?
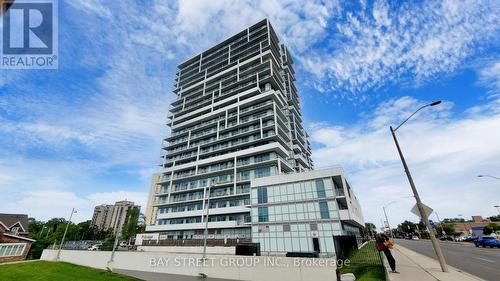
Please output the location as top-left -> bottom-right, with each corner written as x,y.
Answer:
376,234 -> 399,273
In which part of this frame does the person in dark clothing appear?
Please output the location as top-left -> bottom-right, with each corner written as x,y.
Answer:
376,234 -> 398,273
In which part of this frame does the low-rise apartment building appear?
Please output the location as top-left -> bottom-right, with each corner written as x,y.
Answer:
250,168 -> 364,257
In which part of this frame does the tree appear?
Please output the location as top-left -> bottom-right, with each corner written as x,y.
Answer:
363,223 -> 377,237
436,223 -> 455,236
77,220 -> 96,240
28,218 -> 44,235
137,212 -> 146,234
397,220 -> 417,236
121,207 -> 140,242
483,226 -> 494,235
44,218 -> 67,237
488,215 -> 500,222
100,233 -> 116,251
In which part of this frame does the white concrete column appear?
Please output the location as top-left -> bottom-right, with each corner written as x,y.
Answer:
166,170 -> 174,203
260,118 -> 263,138
233,156 -> 237,194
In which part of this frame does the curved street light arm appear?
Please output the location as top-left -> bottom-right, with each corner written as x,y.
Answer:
393,104 -> 430,132
393,101 -> 441,132
478,175 -> 500,181
384,200 -> 397,208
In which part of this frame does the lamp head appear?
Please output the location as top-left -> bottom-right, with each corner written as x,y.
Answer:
430,100 -> 442,106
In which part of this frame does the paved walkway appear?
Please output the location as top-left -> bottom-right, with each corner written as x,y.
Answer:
385,245 -> 485,281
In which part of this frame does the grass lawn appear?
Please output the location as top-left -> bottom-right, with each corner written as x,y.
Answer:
0,261 -> 141,281
340,241 -> 386,281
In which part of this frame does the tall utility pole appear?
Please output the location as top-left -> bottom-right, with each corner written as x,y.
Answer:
202,184 -> 214,260
383,201 -> 396,238
110,207 -> 124,263
390,100 -> 448,272
57,208 -> 77,260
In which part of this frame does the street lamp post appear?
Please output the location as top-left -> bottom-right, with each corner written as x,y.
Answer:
110,208 -> 124,263
202,184 -> 214,260
56,208 -> 77,260
383,201 -> 396,238
390,100 -> 448,272
494,205 -> 500,215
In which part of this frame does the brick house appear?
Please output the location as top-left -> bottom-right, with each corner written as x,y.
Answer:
450,216 -> 493,236
0,214 -> 36,263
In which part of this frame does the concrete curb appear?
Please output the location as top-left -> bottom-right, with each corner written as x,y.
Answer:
0,259 -> 39,266
380,251 -> 390,281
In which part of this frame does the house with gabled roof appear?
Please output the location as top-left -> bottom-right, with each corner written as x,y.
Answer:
0,213 -> 36,263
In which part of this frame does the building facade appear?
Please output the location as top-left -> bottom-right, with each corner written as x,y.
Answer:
250,168 -> 364,257
0,214 -> 35,263
91,201 -> 140,235
448,216 -> 494,236
91,204 -> 114,232
145,173 -> 162,226
145,19 -> 313,239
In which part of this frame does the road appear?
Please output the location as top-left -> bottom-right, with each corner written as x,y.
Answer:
396,239 -> 500,281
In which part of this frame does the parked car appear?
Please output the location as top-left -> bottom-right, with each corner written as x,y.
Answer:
463,236 -> 477,242
474,236 -> 500,248
87,244 -> 100,251
440,236 -> 454,241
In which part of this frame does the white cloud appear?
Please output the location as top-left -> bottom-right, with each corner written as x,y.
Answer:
2,189 -> 148,223
1,0 -> 499,226
310,96 -> 500,228
477,60 -> 500,95
0,156 -> 149,222
66,0 -> 112,18
301,0 -> 500,94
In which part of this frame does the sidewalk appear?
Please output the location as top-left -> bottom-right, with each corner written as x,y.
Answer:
384,245 -> 485,281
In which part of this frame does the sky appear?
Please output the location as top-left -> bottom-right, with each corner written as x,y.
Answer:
0,0 -> 499,231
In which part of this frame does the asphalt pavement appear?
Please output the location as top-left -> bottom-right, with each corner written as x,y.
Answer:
395,239 -> 500,281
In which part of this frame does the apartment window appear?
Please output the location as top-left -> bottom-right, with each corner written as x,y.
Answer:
240,170 -> 250,180
0,243 -> 26,257
316,180 -> 326,198
257,187 -> 268,204
283,224 -> 291,232
319,202 -> 330,219
255,166 -> 271,178
258,207 -> 269,222
255,153 -> 271,162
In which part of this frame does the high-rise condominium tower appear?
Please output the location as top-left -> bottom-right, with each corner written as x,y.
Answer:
145,19 -> 313,240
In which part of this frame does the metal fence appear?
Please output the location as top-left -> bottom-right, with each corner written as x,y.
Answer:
334,236 -> 385,281
141,238 -> 252,247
